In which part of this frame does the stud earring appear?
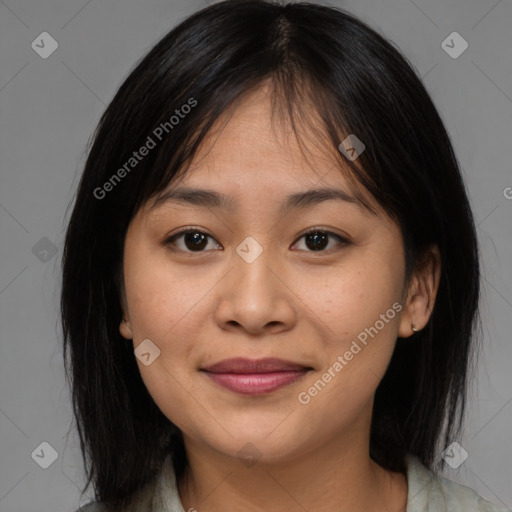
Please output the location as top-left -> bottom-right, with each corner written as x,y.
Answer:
411,321 -> 419,332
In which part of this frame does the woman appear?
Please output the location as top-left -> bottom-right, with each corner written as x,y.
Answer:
61,1 -> 510,511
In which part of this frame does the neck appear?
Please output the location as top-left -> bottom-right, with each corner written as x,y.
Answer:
177,427 -> 407,512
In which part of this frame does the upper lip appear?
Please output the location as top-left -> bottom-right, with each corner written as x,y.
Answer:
201,357 -> 311,374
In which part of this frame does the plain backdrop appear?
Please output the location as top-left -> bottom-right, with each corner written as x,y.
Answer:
0,0 -> 511,510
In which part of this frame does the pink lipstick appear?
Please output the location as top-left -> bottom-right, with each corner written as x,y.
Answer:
201,357 -> 311,395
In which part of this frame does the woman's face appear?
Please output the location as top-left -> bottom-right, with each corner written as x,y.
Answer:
119,86 -> 419,464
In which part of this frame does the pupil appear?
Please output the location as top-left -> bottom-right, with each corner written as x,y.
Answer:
185,232 -> 207,251
306,232 -> 327,251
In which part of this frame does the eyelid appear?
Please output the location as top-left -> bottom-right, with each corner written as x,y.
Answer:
294,226 -> 350,244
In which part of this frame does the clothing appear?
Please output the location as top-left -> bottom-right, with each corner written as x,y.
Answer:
76,453 -> 510,512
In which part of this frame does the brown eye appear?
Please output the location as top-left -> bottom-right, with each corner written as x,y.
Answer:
292,229 -> 349,252
164,229 -> 221,253
164,227 -> 349,254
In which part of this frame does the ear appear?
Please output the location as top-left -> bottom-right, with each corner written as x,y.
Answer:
120,315 -> 134,340
119,286 -> 134,340
398,244 -> 441,338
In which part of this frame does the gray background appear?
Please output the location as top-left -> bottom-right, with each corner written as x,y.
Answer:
0,0 -> 511,510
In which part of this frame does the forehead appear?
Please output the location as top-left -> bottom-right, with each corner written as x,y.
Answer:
171,89 -> 364,193
187,85 -> 337,174
144,84 -> 383,220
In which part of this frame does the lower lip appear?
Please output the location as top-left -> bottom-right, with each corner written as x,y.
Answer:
203,370 -> 310,395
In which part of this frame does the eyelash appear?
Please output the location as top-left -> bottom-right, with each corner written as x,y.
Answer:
163,226 -> 350,254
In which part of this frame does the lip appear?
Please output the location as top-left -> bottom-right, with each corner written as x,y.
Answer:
200,358 -> 312,395
202,357 -> 310,373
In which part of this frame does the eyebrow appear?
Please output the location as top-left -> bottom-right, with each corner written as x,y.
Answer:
150,186 -> 373,215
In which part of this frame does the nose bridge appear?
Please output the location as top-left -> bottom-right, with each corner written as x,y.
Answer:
232,233 -> 279,298
213,232 -> 296,334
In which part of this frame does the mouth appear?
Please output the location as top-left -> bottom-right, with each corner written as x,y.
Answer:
200,357 -> 313,395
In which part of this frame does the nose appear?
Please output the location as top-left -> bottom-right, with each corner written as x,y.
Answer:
213,241 -> 298,336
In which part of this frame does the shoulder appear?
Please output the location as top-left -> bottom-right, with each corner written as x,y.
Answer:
71,454 -> 182,512
405,455 -> 511,512
432,474 -> 510,512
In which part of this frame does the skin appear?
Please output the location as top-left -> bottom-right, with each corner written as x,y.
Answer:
119,84 -> 441,512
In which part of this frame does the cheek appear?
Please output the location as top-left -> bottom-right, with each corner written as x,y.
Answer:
136,356 -> 204,434
123,245 -> 213,342
297,250 -> 403,342
296,249 -> 403,402
124,268 -> 202,428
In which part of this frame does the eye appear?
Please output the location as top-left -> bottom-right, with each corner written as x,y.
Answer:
163,227 -> 350,254
163,228 -> 222,253
291,228 -> 349,252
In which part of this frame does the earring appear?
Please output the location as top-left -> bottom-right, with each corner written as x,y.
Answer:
411,321 -> 419,332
